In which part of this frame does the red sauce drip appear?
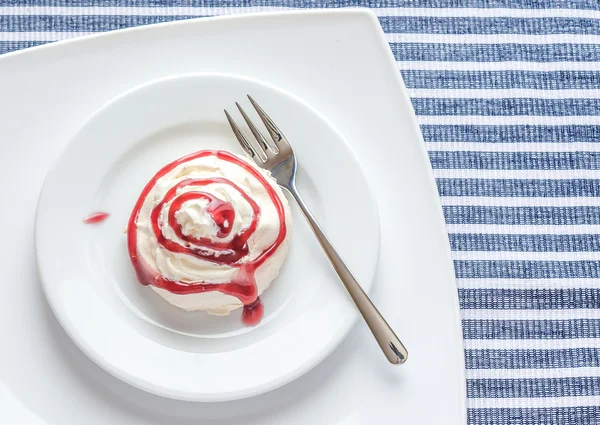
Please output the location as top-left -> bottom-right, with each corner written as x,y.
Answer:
83,212 -> 110,224
242,298 -> 264,327
127,150 -> 285,325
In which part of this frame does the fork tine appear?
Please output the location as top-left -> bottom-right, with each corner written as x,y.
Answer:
247,95 -> 288,152
224,109 -> 262,162
235,102 -> 275,158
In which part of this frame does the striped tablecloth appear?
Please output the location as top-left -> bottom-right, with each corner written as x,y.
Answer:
2,1 -> 599,424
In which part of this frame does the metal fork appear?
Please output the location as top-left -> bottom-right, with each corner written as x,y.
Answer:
225,96 -> 408,365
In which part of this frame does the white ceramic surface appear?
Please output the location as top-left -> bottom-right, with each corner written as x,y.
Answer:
0,9 -> 466,425
35,73 -> 380,401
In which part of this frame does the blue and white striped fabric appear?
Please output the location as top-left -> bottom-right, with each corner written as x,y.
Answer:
2,1 -> 599,423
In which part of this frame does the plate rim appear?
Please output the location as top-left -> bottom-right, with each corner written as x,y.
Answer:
0,9 -> 380,62
34,71 -> 382,402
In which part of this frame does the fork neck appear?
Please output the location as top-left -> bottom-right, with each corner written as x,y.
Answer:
280,176 -> 299,197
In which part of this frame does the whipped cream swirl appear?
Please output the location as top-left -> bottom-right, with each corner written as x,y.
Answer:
127,150 -> 291,314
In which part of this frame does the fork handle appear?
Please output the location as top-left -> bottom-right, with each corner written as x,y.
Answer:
286,184 -> 408,365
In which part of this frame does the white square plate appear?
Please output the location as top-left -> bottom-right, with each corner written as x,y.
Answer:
0,9 -> 465,425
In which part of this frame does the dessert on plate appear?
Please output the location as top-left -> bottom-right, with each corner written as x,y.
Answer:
126,149 -> 291,325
